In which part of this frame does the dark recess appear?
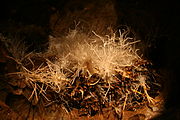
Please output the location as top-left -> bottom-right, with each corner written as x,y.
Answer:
115,0 -> 180,119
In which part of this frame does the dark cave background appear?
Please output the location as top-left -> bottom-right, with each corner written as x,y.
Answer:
0,0 -> 180,119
